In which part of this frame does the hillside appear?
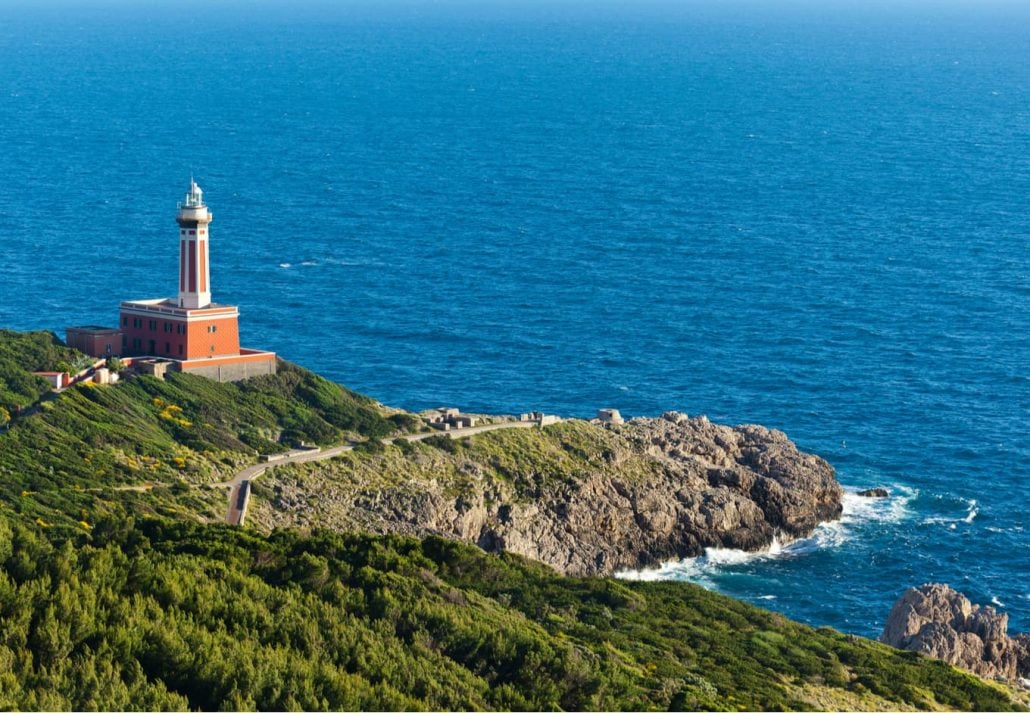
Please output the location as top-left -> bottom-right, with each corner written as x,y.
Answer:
0,329 -> 87,413
0,331 -> 403,536
0,516 -> 1023,711
0,330 -> 1024,710
249,414 -> 843,576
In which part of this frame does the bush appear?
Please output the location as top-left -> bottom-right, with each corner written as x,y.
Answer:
423,434 -> 461,453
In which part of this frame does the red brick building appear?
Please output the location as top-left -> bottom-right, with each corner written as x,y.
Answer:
68,180 -> 276,382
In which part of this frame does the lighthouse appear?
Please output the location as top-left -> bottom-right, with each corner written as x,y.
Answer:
100,179 -> 278,382
176,180 -> 213,309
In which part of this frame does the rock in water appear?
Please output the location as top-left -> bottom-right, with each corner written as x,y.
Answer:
881,584 -> 1028,682
857,487 -> 889,498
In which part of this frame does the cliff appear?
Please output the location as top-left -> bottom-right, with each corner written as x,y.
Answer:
251,411 -> 842,576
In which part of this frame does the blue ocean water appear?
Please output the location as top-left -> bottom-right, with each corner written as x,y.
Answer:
1,0 -> 1027,638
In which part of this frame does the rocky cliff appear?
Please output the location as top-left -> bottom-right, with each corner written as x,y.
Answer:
252,412 -> 843,576
881,584 -> 1030,685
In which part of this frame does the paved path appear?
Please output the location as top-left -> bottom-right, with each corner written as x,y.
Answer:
221,418 -> 557,525
222,445 -> 347,525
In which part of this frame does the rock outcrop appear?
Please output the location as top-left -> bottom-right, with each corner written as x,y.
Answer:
857,487 -> 889,498
257,412 -> 844,576
881,584 -> 1030,683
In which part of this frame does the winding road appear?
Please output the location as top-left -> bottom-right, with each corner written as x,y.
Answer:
219,419 -> 556,525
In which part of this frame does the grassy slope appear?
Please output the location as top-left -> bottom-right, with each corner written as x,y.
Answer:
0,331 -> 398,536
0,329 -> 85,412
0,330 -> 1023,711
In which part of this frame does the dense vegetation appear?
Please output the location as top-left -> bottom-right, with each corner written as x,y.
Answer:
0,330 -> 85,413
0,329 -> 1024,711
0,331 -> 398,535
0,514 -> 1020,712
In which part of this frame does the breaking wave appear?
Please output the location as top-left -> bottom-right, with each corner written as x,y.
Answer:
921,497 -> 978,528
840,485 -> 918,526
616,484 -> 917,584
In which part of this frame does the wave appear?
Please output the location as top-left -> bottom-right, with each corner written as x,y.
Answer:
921,498 -> 978,528
280,258 -> 379,269
322,257 -> 385,267
704,534 -> 785,565
617,534 -> 797,584
840,485 -> 918,526
617,483 -> 916,584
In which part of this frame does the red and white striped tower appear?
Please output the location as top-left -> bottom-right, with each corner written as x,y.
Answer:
176,179 -> 213,309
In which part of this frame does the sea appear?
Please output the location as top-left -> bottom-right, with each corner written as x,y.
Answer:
0,0 -> 1027,639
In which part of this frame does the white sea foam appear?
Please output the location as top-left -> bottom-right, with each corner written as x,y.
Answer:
323,257 -> 384,267
991,596 -> 1005,608
965,500 -> 978,523
618,533 -> 800,583
279,262 -> 292,268
705,534 -> 784,565
921,498 -> 978,527
617,484 -> 915,584
617,557 -> 714,586
840,485 -> 917,526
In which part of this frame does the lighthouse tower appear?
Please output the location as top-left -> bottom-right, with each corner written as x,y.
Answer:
111,179 -> 278,381
176,180 -> 213,309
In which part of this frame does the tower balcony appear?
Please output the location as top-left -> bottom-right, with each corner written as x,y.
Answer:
176,206 -> 213,224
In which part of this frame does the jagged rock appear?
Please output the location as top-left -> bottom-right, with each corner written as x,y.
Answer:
1014,634 -> 1030,679
857,487 -> 889,498
258,413 -> 844,576
881,584 -> 1028,682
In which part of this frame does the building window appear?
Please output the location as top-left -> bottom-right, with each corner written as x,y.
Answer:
207,325 -> 218,333
133,318 -> 141,329
122,316 -> 128,326
165,342 -> 171,353
148,320 -> 157,331
178,345 -> 183,355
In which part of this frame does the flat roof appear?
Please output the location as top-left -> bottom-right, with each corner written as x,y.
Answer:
121,298 -> 236,310
66,325 -> 120,332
